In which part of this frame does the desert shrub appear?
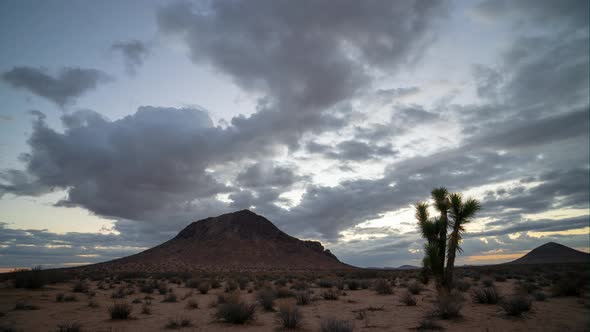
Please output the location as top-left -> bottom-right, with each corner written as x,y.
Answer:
72,281 -> 88,293
56,321 -> 82,332
278,305 -> 302,330
552,275 -> 586,297
158,282 -> 168,295
237,277 -> 249,290
12,266 -> 47,289
500,294 -> 532,316
454,279 -> 471,292
88,299 -> 99,308
56,293 -> 65,302
140,282 -> 156,294
436,290 -> 463,319
374,279 -> 393,295
141,302 -> 152,314
198,282 -> 210,294
533,291 -> 547,301
109,302 -> 132,319
162,292 -> 177,303
165,316 -> 192,329
408,281 -> 423,295
320,318 -> 353,332
335,280 -> 345,290
225,280 -> 238,292
495,275 -> 507,282
481,278 -> 494,287
276,287 -> 294,298
416,315 -> 443,331
275,278 -> 288,287
471,287 -> 499,304
291,281 -> 308,291
256,288 -> 276,311
317,279 -> 334,288
517,282 -> 538,294
185,278 -> 199,288
359,280 -> 370,289
345,279 -> 360,291
295,291 -> 312,305
215,301 -> 256,324
185,299 -> 199,309
210,279 -> 221,289
322,289 -> 340,300
111,287 -> 126,299
400,290 -> 417,306
13,301 -> 39,310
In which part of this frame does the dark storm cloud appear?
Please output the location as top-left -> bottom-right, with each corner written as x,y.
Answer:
157,1 -> 447,111
305,140 -> 398,161
1,66 -> 111,107
0,107 -> 231,224
474,0 -> 588,32
236,162 -> 306,189
471,215 -> 589,238
111,40 -> 150,75
157,0 -> 449,144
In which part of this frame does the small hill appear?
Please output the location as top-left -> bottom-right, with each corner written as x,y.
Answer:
78,209 -> 355,273
397,265 -> 419,270
507,242 -> 589,265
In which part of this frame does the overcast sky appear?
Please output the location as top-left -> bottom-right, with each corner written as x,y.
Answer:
0,0 -> 588,270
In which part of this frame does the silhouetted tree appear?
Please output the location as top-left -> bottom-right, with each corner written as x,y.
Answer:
415,188 -> 481,291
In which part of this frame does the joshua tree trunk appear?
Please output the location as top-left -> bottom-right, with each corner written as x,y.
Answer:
445,232 -> 459,288
438,211 -> 448,287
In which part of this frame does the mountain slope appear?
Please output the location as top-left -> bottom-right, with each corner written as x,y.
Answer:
507,242 -> 589,265
80,210 -> 354,272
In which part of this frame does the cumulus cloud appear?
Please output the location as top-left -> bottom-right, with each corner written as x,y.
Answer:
1,66 -> 111,107
111,40 -> 150,75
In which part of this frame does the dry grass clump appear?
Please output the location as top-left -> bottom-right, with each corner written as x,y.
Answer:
256,288 -> 276,311
56,321 -> 82,332
322,289 -> 340,300
295,290 -> 312,305
500,294 -> 532,316
374,279 -> 393,295
162,292 -> 178,303
471,287 -> 499,304
109,302 -> 132,319
408,281 -> 423,295
435,290 -> 463,319
214,293 -> 256,324
165,316 -> 192,329
400,290 -> 417,306
320,318 -> 354,332
277,305 -> 302,330
55,293 -> 77,302
13,301 -> 40,311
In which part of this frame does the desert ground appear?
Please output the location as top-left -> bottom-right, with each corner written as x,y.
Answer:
1,266 -> 588,332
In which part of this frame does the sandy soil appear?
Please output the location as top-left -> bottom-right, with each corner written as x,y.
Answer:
0,278 -> 588,331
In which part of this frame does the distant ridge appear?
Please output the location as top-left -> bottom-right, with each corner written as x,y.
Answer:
76,210 -> 355,272
507,242 -> 589,265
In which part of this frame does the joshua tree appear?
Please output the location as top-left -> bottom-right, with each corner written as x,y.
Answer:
445,193 -> 481,287
415,188 -> 480,290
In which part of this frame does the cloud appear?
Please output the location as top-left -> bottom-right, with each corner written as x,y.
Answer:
305,140 -> 398,162
236,162 -> 306,189
111,40 -> 150,75
1,66 -> 111,107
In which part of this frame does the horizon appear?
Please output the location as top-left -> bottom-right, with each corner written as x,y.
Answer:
0,0 -> 589,270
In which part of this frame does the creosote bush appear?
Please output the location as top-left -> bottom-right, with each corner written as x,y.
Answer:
322,289 -> 340,300
277,305 -> 302,330
56,321 -> 82,332
436,290 -> 463,319
374,279 -> 393,295
215,300 -> 256,324
320,318 -> 354,332
400,290 -> 417,306
165,316 -> 192,329
256,288 -> 276,311
109,302 -> 132,319
185,299 -> 199,309
500,294 -> 532,316
295,291 -> 311,305
408,281 -> 423,295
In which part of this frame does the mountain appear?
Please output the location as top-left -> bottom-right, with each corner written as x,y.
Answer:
507,242 -> 590,265
397,265 -> 419,270
79,210 -> 354,272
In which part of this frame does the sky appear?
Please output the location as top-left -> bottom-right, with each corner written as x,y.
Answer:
0,0 -> 588,270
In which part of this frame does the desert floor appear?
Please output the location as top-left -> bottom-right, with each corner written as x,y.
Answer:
0,277 -> 588,332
